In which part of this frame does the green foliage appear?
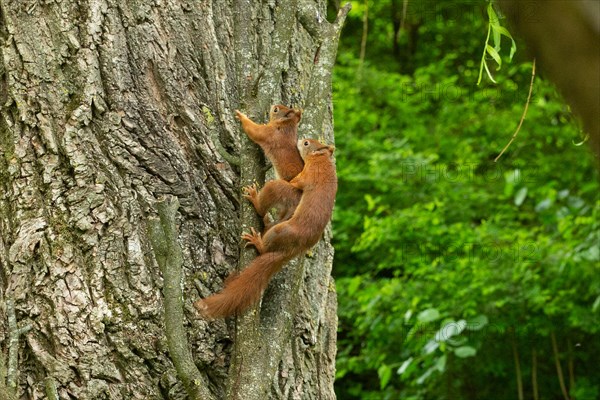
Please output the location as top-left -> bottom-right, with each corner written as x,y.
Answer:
332,1 -> 600,399
478,2 -> 516,84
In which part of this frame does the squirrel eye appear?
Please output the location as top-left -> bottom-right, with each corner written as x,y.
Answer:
273,107 -> 279,113
303,141 -> 309,146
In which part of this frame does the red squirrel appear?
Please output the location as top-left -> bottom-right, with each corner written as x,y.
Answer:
236,105 -> 303,228
195,139 -> 338,318
235,105 -> 304,181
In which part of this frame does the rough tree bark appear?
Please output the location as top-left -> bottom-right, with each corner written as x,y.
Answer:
0,0 -> 349,398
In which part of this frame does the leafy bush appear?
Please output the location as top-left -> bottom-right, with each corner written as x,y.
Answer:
332,1 -> 600,399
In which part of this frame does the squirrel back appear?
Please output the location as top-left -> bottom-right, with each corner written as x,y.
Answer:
266,139 -> 337,252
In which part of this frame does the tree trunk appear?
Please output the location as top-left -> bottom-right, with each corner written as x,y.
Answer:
0,0 -> 349,398
498,0 -> 600,163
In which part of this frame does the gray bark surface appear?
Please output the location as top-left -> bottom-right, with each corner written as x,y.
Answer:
0,1 -> 348,398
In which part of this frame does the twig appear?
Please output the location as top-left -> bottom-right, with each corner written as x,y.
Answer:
495,58 -> 536,162
551,331 -> 571,400
148,196 -> 214,400
44,376 -> 59,400
400,0 -> 409,33
532,348 -> 539,400
358,0 -> 369,69
512,331 -> 524,400
6,298 -> 32,391
394,0 -> 409,44
204,137 -> 240,167
0,353 -> 16,400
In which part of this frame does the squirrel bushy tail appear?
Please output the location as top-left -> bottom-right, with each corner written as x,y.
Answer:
195,251 -> 292,319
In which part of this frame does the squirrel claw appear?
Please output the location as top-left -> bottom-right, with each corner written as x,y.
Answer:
241,227 -> 262,250
242,184 -> 258,200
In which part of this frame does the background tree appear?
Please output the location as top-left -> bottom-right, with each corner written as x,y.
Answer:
0,1 -> 349,398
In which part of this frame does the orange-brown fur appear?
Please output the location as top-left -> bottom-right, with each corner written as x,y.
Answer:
235,105 -> 304,181
243,180 -> 302,232
237,105 -> 304,228
194,139 -> 337,319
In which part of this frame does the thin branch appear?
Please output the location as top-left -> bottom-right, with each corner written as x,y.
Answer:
358,0 -> 369,69
6,298 -> 31,392
567,339 -> 575,397
400,0 -> 409,34
333,3 -> 352,34
551,331 -> 571,400
394,0 -> 409,46
511,331 -> 524,400
44,377 -> 59,400
204,136 -> 240,167
148,196 -> 214,400
532,348 -> 539,400
495,58 -> 536,162
0,353 -> 16,400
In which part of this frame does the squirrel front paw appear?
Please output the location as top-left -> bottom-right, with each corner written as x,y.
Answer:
242,184 -> 258,201
234,110 -> 247,120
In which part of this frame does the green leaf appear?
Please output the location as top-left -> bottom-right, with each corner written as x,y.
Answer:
423,339 -> 440,355
496,26 -> 517,60
505,169 -> 522,185
486,45 -> 502,69
397,357 -> 413,375
365,194 -> 376,211
435,355 -> 447,372
416,367 -> 435,385
417,308 -> 440,323
496,26 -> 514,40
514,187 -> 528,206
492,29 -> 501,51
535,198 -> 553,212
487,3 -> 500,28
346,276 -> 362,296
435,320 -> 466,342
378,364 -> 392,389
581,245 -> 599,261
483,60 -> 497,83
454,346 -> 477,358
467,315 -> 489,330
509,42 -> 517,61
593,296 -> 600,312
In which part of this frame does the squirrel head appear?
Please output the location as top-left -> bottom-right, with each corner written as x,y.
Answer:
270,104 -> 302,123
297,138 -> 335,160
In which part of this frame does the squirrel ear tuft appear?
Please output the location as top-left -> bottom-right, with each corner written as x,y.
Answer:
327,145 -> 335,155
295,109 -> 303,120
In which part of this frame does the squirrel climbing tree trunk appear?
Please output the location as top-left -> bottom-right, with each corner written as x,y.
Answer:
0,1 -> 349,398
